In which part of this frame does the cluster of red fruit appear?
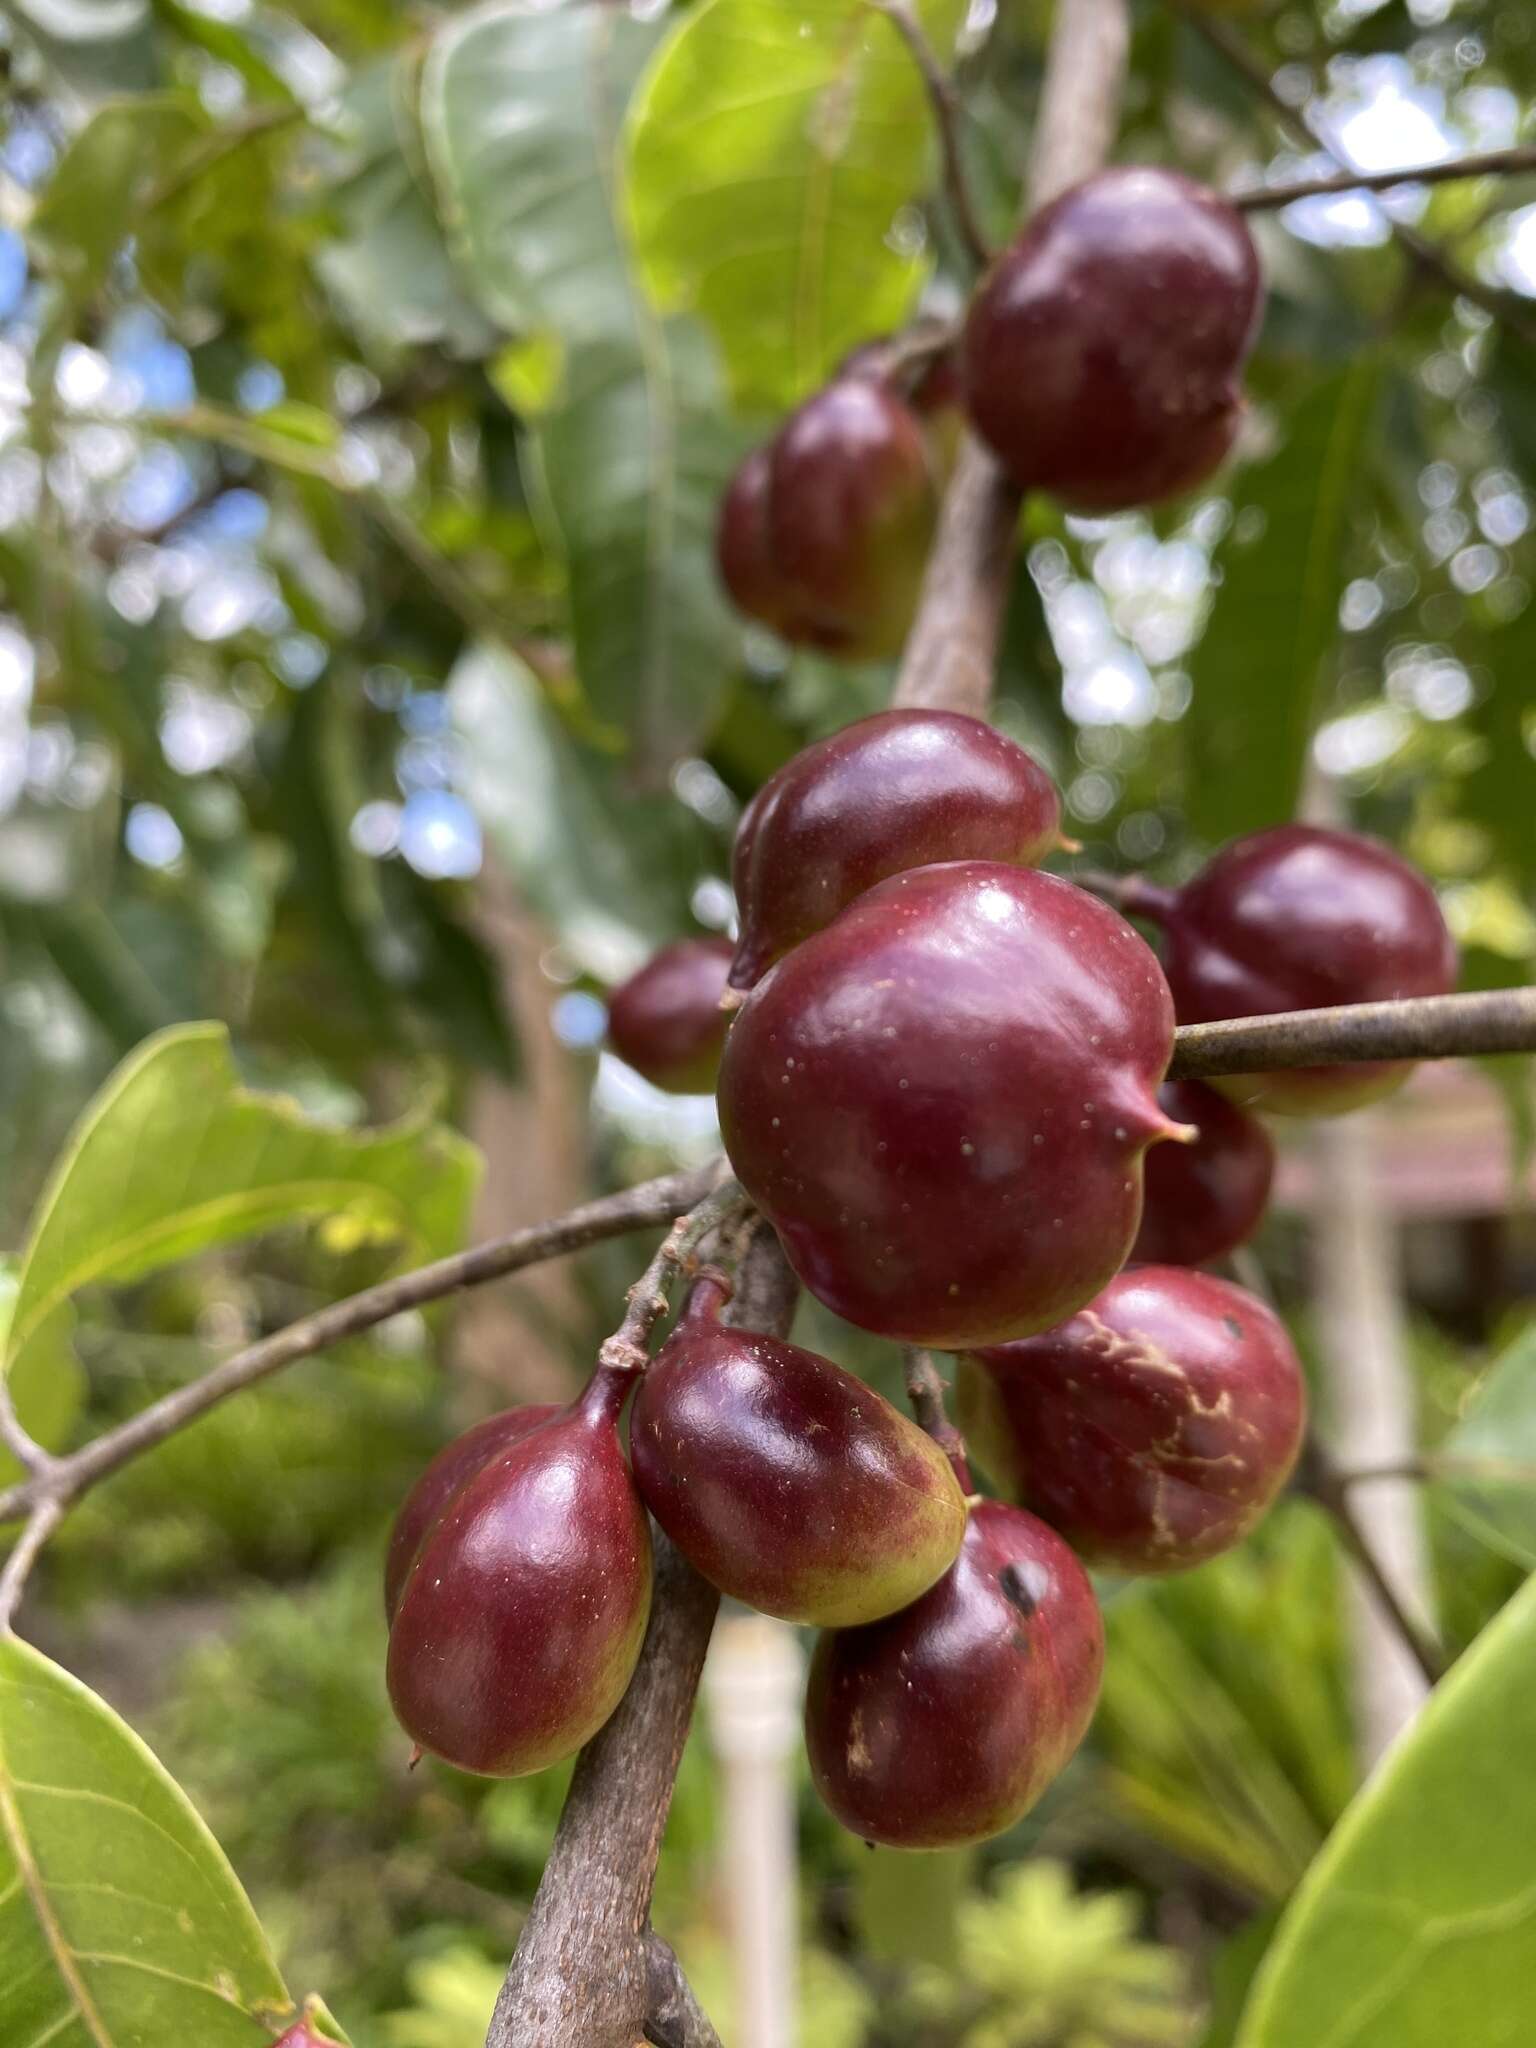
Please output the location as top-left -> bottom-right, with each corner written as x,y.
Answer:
717,166 -> 1263,658
388,700 -> 1454,1850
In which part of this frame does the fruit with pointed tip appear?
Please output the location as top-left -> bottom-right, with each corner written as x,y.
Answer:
727,710 -> 1063,991
384,1404 -> 559,1622
718,861 -> 1189,1347
962,166 -> 1262,510
607,937 -> 735,1093
804,1500 -> 1103,1848
716,378 -> 936,657
387,1365 -> 651,1775
631,1269 -> 966,1626
958,1266 -> 1306,1573
1132,1079 -> 1274,1266
1126,824 -> 1458,1115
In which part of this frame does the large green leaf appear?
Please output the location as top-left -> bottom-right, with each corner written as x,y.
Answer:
0,1635 -> 296,2046
625,0 -> 966,410
448,641 -> 716,981
422,0 -> 744,773
0,1023 -> 479,1455
1184,361 -> 1382,845
1235,1569 -> 1536,2048
1435,1325 -> 1536,1569
29,95 -> 207,305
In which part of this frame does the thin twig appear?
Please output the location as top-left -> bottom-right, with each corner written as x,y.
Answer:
870,0 -> 992,270
0,1500 -> 62,1632
1341,1453 -> 1536,1488
596,1178 -> 749,1375
902,1348 -> 972,1492
0,1377 -> 52,1478
1169,989 -> 1536,1080
0,1162 -> 720,1530
1177,2 -> 1536,346
1233,143 -> 1536,212
1297,1439 -> 1447,1685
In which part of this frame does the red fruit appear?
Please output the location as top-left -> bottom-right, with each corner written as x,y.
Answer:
630,1270 -> 965,1626
716,379 -> 936,658
804,1500 -> 1104,1848
1130,824 -> 1458,1115
269,2026 -> 328,2048
607,937 -> 735,1093
958,1266 -> 1306,1573
1131,1079 -> 1274,1266
387,1365 -> 651,1776
961,166 -> 1262,510
384,1405 -> 559,1623
718,862 -> 1188,1347
728,709 -> 1062,991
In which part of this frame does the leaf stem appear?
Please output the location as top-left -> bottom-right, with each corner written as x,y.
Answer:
869,0 -> 993,270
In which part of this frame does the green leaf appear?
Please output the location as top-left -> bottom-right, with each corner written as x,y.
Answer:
0,1635 -> 296,2045
0,1277 -> 80,1495
316,55 -> 497,359
448,641 -> 716,980
1184,361 -> 1382,844
625,0 -> 965,410
1435,1325 -> 1536,1569
1,1023 -> 480,1447
29,95 -> 207,304
1235,1568 -> 1536,2048
422,0 -> 744,772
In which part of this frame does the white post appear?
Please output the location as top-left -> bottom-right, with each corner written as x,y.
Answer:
702,1615 -> 804,2048
1310,1113 -> 1435,1768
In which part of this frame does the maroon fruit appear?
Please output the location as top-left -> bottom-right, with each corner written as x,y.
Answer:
1130,824 -> 1458,1115
959,1266 -> 1306,1574
631,1269 -> 965,1626
718,861 -> 1189,1347
961,167 -> 1262,511
1132,1079 -> 1274,1266
269,2027 -> 328,2048
727,710 -> 1062,991
384,1404 -> 559,1623
387,1364 -> 651,1776
716,378 -> 936,658
607,937 -> 735,1093
805,1500 -> 1103,1848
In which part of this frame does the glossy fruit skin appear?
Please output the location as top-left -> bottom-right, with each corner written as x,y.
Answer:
959,1266 -> 1306,1574
1144,824 -> 1458,1115
961,167 -> 1262,511
387,1366 -> 651,1776
718,861 -> 1186,1347
270,2027 -> 328,2048
607,937 -> 735,1093
1132,1079 -> 1274,1266
728,710 -> 1062,990
631,1270 -> 966,1626
384,1405 -> 559,1623
716,379 -> 936,658
805,1500 -> 1104,1848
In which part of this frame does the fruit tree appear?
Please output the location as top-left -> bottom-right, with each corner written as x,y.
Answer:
0,0 -> 1535,2045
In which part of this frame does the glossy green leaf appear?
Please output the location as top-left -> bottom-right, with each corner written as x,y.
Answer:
422,1 -> 744,771
448,641 -> 716,981
1185,361 -> 1382,844
1236,1568 -> 1536,2048
0,1635 -> 299,2046
1435,1326 -> 1536,1569
0,1023 -> 479,1447
626,0 -> 966,409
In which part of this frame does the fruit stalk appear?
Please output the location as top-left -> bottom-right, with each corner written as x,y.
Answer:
486,1224 -> 797,2048
891,0 -> 1131,715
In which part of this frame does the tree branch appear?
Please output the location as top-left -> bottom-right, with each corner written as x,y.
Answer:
0,1161 -> 720,1532
870,0 -> 992,270
487,1224 -> 797,2048
1296,1439 -> 1447,1686
1234,143 -> 1536,212
1177,1 -> 1536,346
1168,988 -> 1536,1080
892,0 -> 1131,714
643,1934 -> 725,2048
